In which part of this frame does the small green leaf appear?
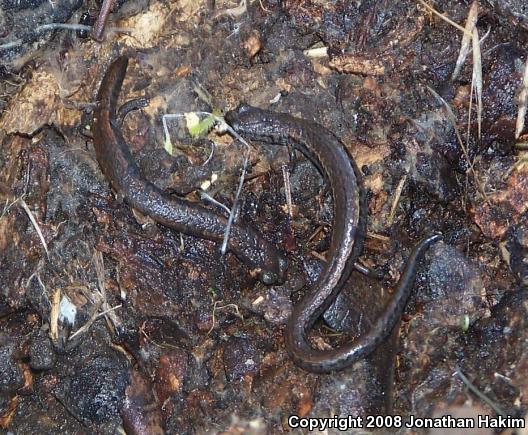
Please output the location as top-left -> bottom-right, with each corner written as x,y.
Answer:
164,135 -> 173,155
460,314 -> 470,332
185,112 -> 216,138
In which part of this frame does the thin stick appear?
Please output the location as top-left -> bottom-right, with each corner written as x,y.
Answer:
50,288 -> 61,341
281,164 -> 293,218
472,27 -> 483,140
416,0 -> 472,36
19,198 -> 50,259
199,191 -> 231,215
387,172 -> 408,226
455,366 -> 507,417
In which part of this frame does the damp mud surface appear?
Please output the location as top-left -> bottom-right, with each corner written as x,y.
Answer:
0,0 -> 527,433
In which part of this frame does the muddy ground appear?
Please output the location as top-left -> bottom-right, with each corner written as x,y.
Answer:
0,0 -> 527,433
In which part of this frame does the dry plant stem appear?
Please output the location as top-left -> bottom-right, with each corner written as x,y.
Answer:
471,27 -> 483,140
455,366 -> 507,417
387,171 -> 408,227
416,0 -> 472,36
426,86 -> 488,202
50,288 -> 61,341
0,183 -> 49,259
92,0 -> 114,41
199,191 -> 231,215
281,164 -> 293,218
69,299 -> 104,340
94,251 -> 122,332
19,199 -> 50,259
516,58 -> 528,139
452,1 -> 478,80
256,0 -> 270,13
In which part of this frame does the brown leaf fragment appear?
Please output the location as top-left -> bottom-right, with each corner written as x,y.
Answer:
0,395 -> 18,429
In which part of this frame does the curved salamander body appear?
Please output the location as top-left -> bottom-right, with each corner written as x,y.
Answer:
92,57 -> 287,284
225,104 -> 441,373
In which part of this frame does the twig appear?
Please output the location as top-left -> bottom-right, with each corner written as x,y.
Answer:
221,149 -> 249,254
0,182 -> 51,260
202,141 -> 217,166
35,23 -> 92,32
515,57 -> 528,139
426,86 -> 487,200
281,164 -> 293,218
19,198 -> 50,259
366,232 -> 391,242
387,171 -> 408,226
416,0 -> 472,36
50,288 -> 61,341
455,366 -> 507,417
68,298 -> 103,340
95,304 -> 122,320
199,191 -> 231,215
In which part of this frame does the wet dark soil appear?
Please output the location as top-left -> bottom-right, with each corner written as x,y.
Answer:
0,0 -> 527,433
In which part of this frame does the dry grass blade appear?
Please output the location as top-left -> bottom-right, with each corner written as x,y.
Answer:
426,86 -> 488,201
515,57 -> 528,139
387,172 -> 408,226
94,251 -> 122,331
416,0 -> 472,36
471,27 -> 483,140
257,0 -> 270,13
452,1 -> 479,80
68,299 -> 104,340
455,366 -> 507,417
0,182 -> 50,259
427,86 -> 471,166
19,198 -> 50,259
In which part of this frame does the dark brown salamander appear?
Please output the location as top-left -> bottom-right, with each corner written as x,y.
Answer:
92,57 -> 287,284
225,104 -> 441,373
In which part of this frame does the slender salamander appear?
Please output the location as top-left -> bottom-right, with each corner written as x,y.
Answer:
92,57 -> 287,284
225,104 -> 441,373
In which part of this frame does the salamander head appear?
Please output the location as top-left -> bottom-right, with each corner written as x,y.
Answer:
224,103 -> 265,131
